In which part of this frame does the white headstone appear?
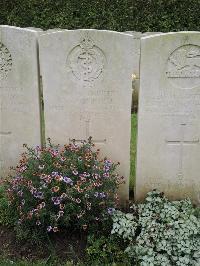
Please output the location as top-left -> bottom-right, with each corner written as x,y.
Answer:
0,26 -> 42,177
136,32 -> 200,204
39,30 -> 134,202
124,32 -> 162,110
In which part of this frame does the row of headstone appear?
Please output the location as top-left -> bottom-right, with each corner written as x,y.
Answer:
0,26 -> 199,204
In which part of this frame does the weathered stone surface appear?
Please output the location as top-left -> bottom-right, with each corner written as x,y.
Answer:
39,30 -> 134,202
124,32 -> 162,111
136,32 -> 200,204
0,26 -> 42,177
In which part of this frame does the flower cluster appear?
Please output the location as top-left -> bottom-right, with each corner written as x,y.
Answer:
6,138 -> 123,233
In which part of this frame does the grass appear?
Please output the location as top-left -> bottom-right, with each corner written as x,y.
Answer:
130,113 -> 137,192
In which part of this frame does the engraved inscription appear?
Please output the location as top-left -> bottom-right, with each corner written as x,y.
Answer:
143,90 -> 200,116
80,89 -> 117,111
0,87 -> 29,113
0,43 -> 12,80
67,34 -> 106,83
166,45 -> 200,88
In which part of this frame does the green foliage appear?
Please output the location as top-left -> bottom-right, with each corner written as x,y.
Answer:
0,0 -> 199,32
0,184 -> 18,227
5,138 -> 122,242
111,190 -> 200,266
111,211 -> 137,241
130,114 -> 137,191
194,207 -> 200,219
86,234 -> 130,265
0,257 -> 82,266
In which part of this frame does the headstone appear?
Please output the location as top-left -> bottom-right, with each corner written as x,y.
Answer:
25,27 -> 43,31
0,26 -> 42,177
136,32 -> 200,204
39,30 -> 135,202
142,32 -> 163,37
124,32 -> 162,112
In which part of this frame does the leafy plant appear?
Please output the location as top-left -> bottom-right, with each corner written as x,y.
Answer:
86,234 -> 130,265
0,0 -> 200,32
111,190 -> 200,266
0,182 -> 17,227
5,138 -> 123,240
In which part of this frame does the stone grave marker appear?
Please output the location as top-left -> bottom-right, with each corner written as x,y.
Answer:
39,30 -> 135,202
124,31 -> 162,112
0,26 -> 42,177
136,32 -> 200,204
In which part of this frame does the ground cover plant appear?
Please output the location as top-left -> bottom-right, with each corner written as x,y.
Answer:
111,190 -> 200,266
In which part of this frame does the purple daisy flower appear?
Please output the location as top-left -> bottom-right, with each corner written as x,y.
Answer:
47,226 -> 52,232
107,208 -> 115,215
63,176 -> 73,185
99,192 -> 106,198
52,197 -> 61,205
34,191 -> 44,199
51,171 -> 58,177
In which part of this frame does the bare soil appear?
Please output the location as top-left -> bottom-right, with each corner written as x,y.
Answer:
0,225 -> 87,262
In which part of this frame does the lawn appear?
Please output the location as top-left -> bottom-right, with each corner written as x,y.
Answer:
130,113 -> 137,192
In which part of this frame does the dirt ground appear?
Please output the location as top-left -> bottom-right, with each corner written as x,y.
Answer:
0,225 -> 87,262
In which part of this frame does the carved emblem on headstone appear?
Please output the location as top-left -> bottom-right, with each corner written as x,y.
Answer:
67,34 -> 106,83
166,44 -> 200,88
0,43 -> 12,80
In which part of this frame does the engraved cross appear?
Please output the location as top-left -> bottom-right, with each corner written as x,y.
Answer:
166,123 -> 199,179
70,120 -> 106,144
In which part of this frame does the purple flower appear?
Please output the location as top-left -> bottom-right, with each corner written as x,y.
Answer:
17,190 -> 23,197
94,192 -> 106,198
51,171 -> 58,177
52,197 -> 61,205
107,208 -> 115,215
103,172 -> 110,178
34,191 -> 44,199
47,226 -> 52,232
35,145 -> 41,151
99,192 -> 106,198
104,160 -> 112,166
83,172 -> 90,177
94,192 -> 99,197
50,149 -> 59,156
63,176 -> 73,185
